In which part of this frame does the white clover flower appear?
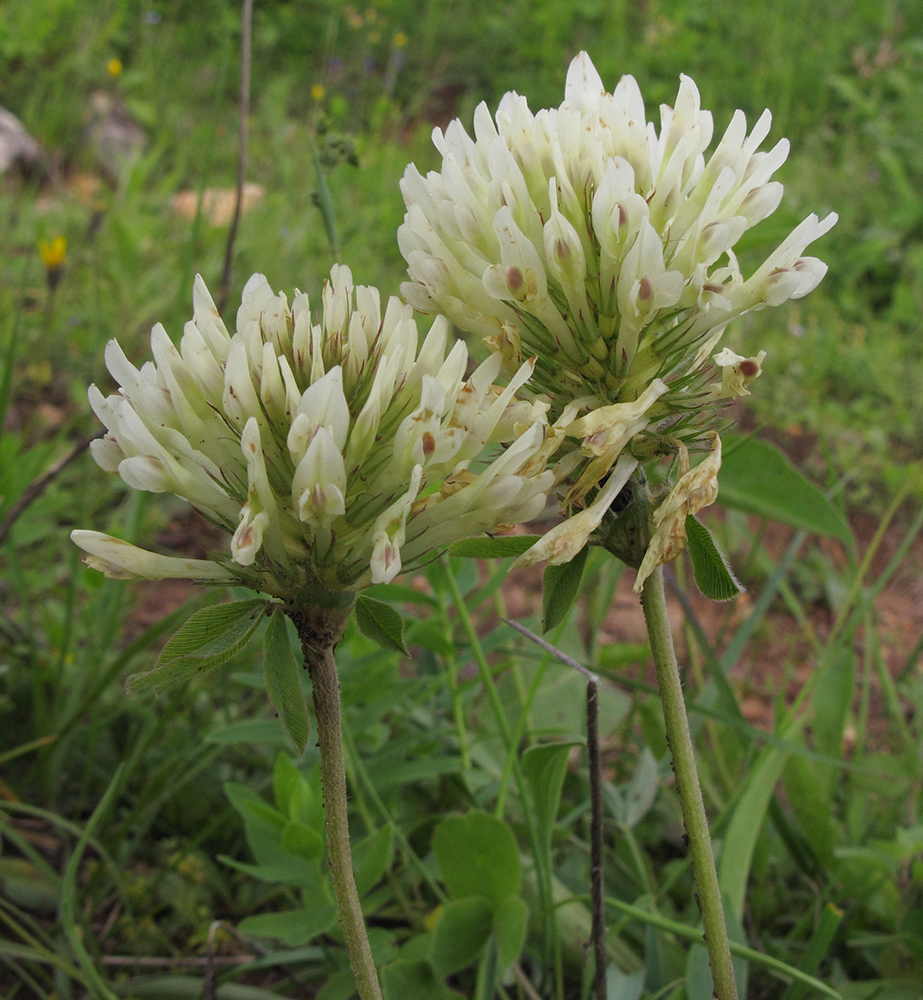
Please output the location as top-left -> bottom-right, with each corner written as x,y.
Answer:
400,53 -> 835,427
73,268 -> 554,599
399,51 -> 835,572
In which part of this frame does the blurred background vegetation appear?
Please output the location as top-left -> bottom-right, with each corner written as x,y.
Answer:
2,1 -> 922,999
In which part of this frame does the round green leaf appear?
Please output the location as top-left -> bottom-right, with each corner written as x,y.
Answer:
433,811 -> 521,906
430,896 -> 494,977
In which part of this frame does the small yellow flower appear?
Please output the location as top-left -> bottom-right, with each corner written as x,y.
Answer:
394,31 -> 408,48
38,236 -> 67,291
107,57 -> 123,77
311,83 -> 326,103
39,236 -> 66,270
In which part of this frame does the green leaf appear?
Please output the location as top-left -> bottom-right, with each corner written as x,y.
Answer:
719,717 -> 806,917
542,544 -> 589,633
430,896 -> 494,977
353,826 -> 393,898
605,747 -> 660,829
522,741 -> 582,856
433,812 -> 521,906
448,535 -> 540,558
719,435 -> 852,545
308,130 -> 339,256
239,905 -> 338,946
355,595 -> 408,654
264,610 -> 311,755
279,819 -> 325,864
380,959 -> 466,1000
494,896 -> 528,971
127,599 -> 267,693
685,515 -> 744,601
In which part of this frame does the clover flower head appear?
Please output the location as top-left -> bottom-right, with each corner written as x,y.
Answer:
400,52 -> 835,423
399,51 -> 836,571
73,268 -> 554,601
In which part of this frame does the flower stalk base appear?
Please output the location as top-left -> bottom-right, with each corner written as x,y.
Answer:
639,567 -> 738,1000
291,603 -> 384,1000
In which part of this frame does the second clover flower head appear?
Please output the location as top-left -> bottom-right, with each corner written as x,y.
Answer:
398,51 -> 836,569
73,267 -> 554,602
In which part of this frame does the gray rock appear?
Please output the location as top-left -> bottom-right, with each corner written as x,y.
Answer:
0,107 -> 43,176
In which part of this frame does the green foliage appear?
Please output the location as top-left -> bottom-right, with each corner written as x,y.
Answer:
223,752 -> 393,948
719,435 -> 853,545
127,599 -> 268,693
355,595 -> 409,654
542,544 -> 589,632
4,2 -> 923,998
430,812 -> 529,983
685,515 -> 745,601
263,610 -> 311,755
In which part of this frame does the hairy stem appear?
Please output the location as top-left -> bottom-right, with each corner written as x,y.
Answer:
291,604 -> 383,1000
640,566 -> 738,1000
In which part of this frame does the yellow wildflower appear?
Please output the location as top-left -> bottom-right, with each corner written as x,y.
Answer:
38,236 -> 67,291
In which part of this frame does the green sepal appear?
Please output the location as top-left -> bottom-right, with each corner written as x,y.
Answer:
685,515 -> 744,601
127,599 -> 267,693
355,595 -> 408,654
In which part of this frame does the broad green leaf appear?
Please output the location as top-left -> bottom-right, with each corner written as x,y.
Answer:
494,896 -> 528,971
127,599 -> 267,693
542,544 -> 589,633
430,896 -> 493,977
273,752 -> 301,818
719,717 -> 806,916
217,854 -> 319,890
264,610 -> 310,755
522,741 -> 582,855
355,595 -> 408,654
449,535 -> 540,558
239,905 -> 338,946
685,515 -> 744,601
607,967 -> 645,1000
719,435 -> 852,545
605,747 -> 660,829
279,819 -> 325,864
433,812 -> 521,906
353,826 -> 393,898
380,959 -> 465,1000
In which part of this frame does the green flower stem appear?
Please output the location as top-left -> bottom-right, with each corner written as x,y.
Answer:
292,603 -> 383,1000
640,566 -> 738,1000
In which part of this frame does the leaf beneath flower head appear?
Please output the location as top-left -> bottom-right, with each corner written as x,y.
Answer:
355,595 -> 409,654
542,545 -> 589,633
126,599 -> 268,693
685,515 -> 745,601
449,535 -> 541,558
718,435 -> 853,546
263,609 -> 311,756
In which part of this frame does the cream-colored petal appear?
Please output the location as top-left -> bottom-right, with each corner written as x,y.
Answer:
515,454 -> 638,569
633,433 -> 722,592
72,530 -> 235,582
